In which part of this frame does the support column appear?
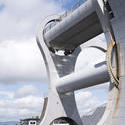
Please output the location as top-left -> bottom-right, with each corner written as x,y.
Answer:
96,0 -> 125,124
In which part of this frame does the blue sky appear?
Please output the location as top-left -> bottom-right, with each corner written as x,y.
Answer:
0,0 -> 109,122
0,3 -> 4,11
60,0 -> 85,9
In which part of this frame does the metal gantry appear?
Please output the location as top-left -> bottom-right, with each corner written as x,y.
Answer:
36,0 -> 125,124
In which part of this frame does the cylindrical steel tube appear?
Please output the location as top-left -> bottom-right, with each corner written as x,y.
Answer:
44,0 -> 103,50
56,61 -> 110,93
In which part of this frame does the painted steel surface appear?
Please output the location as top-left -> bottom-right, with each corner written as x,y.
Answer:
36,0 -> 125,124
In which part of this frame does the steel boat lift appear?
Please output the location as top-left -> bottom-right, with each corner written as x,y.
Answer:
36,0 -> 125,124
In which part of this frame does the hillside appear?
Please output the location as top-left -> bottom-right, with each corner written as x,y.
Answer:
82,104 -> 106,125
0,121 -> 19,125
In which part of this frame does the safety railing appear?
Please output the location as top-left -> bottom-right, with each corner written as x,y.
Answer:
44,0 -> 87,33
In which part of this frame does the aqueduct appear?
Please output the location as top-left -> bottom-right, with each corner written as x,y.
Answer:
36,0 -> 125,124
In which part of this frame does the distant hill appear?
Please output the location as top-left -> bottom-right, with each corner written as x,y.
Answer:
0,121 -> 19,125
81,103 -> 106,125
0,104 -> 106,125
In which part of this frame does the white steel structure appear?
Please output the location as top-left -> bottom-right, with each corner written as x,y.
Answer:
36,0 -> 125,124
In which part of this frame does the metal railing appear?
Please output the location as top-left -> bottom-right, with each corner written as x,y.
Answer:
44,0 -> 87,33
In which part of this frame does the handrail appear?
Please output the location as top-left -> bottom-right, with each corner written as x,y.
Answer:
44,0 -> 87,33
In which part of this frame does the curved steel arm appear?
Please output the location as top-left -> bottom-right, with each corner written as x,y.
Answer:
36,15 -> 83,125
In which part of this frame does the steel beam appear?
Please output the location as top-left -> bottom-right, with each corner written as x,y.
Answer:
36,0 -> 125,124
56,61 -> 109,93
44,0 -> 103,50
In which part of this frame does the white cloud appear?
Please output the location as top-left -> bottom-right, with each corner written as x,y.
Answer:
0,91 -> 14,99
0,85 -> 44,121
74,35 -> 109,114
75,34 -> 106,72
0,96 -> 43,121
75,90 -> 104,116
0,38 -> 47,84
0,0 -> 63,41
14,85 -> 42,98
0,0 -> 63,84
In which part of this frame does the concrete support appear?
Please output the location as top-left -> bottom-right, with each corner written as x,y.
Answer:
36,15 -> 108,125
36,0 -> 125,125
36,15 -> 83,125
96,0 -> 125,125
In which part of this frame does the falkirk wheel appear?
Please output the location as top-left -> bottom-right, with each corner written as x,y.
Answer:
36,0 -> 125,125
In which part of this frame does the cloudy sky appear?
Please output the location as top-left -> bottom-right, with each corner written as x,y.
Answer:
0,0 -> 109,122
